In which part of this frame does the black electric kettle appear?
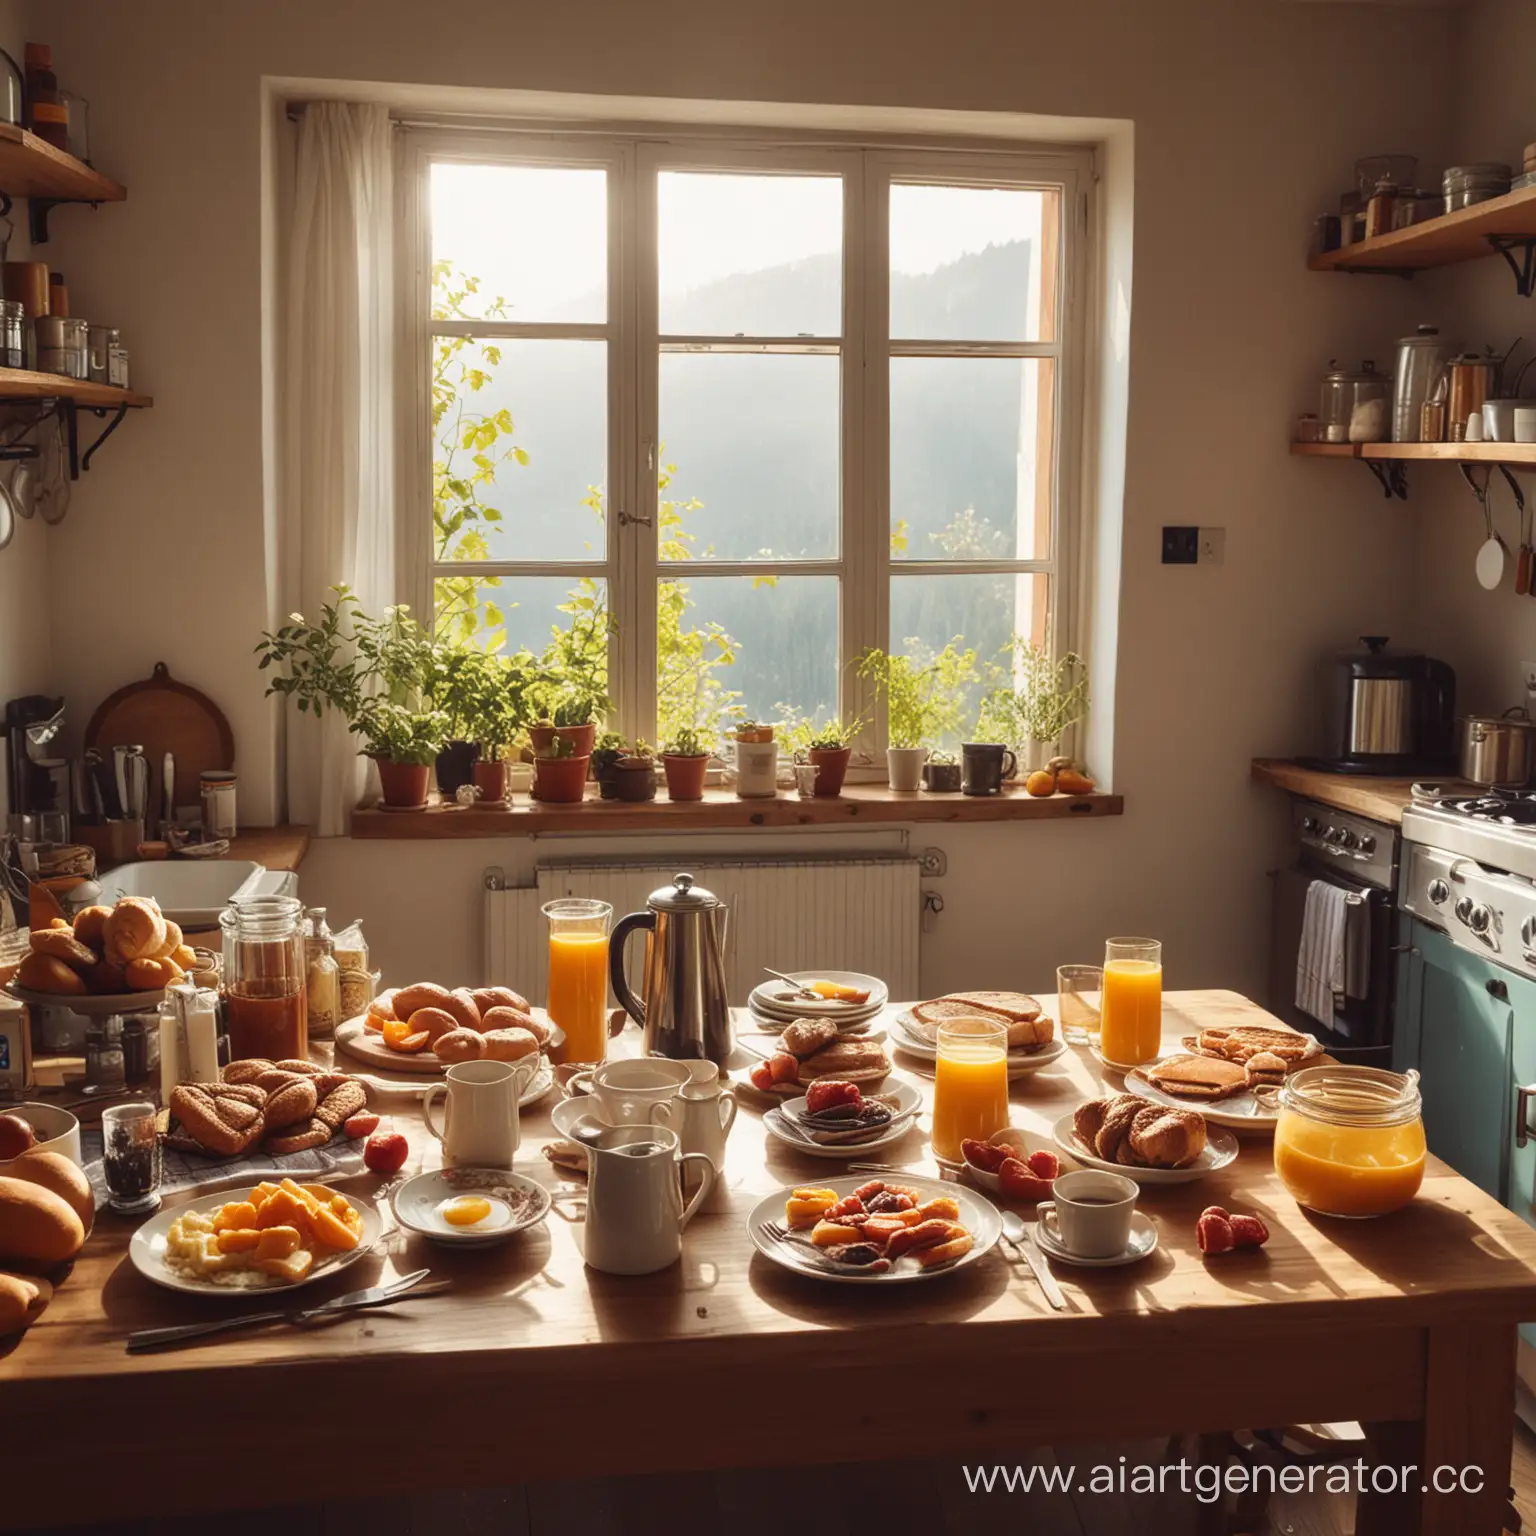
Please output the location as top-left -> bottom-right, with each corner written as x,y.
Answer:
1311,636 -> 1455,775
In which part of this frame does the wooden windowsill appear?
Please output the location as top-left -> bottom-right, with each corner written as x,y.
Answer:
350,784 -> 1123,838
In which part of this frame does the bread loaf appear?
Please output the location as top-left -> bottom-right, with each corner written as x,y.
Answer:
472,986 -> 531,1016
71,904 -> 112,949
406,1006 -> 459,1044
7,1150 -> 93,1235
443,989 -> 483,1034
103,897 -> 167,963
483,1027 -> 538,1062
0,1270 -> 51,1335
392,982 -> 452,1019
434,1028 -> 485,1065
15,952 -> 86,994
0,1176 -> 86,1265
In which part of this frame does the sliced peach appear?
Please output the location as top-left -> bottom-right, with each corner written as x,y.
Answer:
309,1205 -> 359,1251
256,1249 -> 314,1283
215,1227 -> 262,1253
254,1225 -> 302,1260
212,1201 -> 259,1232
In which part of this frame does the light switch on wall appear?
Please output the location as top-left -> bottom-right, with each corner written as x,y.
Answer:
1198,527 -> 1225,566
1523,660 -> 1536,697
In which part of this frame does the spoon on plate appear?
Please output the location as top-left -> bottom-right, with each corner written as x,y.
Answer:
761,967 -> 825,1002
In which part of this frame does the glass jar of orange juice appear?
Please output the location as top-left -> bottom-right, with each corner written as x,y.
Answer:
1273,1065 -> 1425,1218
931,1016 -> 1010,1164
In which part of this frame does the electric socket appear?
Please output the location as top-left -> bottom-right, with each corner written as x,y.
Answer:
1198,527 -> 1226,566
1523,660 -> 1536,696
1162,526 -> 1198,564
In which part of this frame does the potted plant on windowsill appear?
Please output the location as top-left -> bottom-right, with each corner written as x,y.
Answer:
611,742 -> 658,803
427,645 -> 483,797
255,587 -> 448,811
922,749 -> 962,793
856,641 -> 988,792
732,721 -> 778,799
456,648 -> 535,809
661,725 -> 712,802
979,642 -> 1091,775
531,732 -> 590,805
590,731 -> 627,801
787,717 -> 862,798
527,605 -> 613,760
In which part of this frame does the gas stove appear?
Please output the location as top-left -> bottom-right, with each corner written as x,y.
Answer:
1401,792 -> 1536,977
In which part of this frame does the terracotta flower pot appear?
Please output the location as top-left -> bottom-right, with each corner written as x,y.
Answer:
808,745 -> 852,797
434,739 -> 480,797
472,757 -> 509,806
613,762 -> 658,802
533,753 -> 591,804
591,747 -> 624,800
373,757 -> 431,810
556,723 -> 597,758
662,753 -> 709,802
528,724 -> 558,754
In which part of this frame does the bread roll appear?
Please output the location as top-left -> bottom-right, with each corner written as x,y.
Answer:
71,904 -> 112,950
472,986 -> 531,1016
406,1006 -> 459,1044
0,1176 -> 85,1266
0,1270 -> 50,1335
433,1028 -> 486,1064
87,959 -> 128,994
482,1027 -> 538,1062
170,944 -> 197,969
368,988 -> 400,1022
482,1004 -> 541,1038
1127,1106 -> 1206,1169
15,953 -> 86,995
152,920 -> 185,960
125,956 -> 183,991
8,1150 -> 93,1235
103,897 -> 167,963
392,982 -> 452,1018
443,989 -> 482,1034
29,927 -> 97,969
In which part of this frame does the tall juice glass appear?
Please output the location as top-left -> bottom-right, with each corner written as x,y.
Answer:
1099,937 -> 1162,1066
930,1016 -> 1010,1164
543,899 -> 612,1064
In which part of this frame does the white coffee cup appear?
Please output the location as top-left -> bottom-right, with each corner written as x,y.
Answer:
1516,408 -> 1536,445
423,1057 -> 537,1168
1037,1168 -> 1138,1258
735,739 -> 778,798
588,1057 -> 691,1129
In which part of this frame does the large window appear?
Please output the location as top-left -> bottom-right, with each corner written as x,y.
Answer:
407,130 -> 1086,761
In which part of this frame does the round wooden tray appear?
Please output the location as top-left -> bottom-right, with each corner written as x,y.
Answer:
335,1009 -> 564,1075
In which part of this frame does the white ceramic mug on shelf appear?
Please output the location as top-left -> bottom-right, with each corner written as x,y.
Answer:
423,1057 -> 537,1169
735,740 -> 779,798
583,1122 -> 715,1275
1516,408 -> 1536,445
1037,1169 -> 1138,1258
587,1057 -> 691,1129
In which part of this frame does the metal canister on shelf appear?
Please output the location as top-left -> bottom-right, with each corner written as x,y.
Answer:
108,336 -> 129,388
200,769 -> 237,837
1392,325 -> 1451,443
34,314 -> 86,379
1443,163 -> 1511,213
0,300 -> 25,369
1447,354 -> 1495,442
1365,182 -> 1402,241
87,324 -> 115,384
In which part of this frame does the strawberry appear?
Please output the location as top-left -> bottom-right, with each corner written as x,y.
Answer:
1200,1205 -> 1232,1223
996,1158 -> 1054,1202
1026,1149 -> 1061,1181
363,1131 -> 409,1175
342,1111 -> 380,1140
1229,1213 -> 1270,1249
961,1138 -> 1008,1173
805,1079 -> 862,1114
749,1061 -> 774,1092
1196,1210 -> 1236,1255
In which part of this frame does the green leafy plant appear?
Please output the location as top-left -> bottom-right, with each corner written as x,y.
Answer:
452,647 -> 537,756
977,642 -> 1090,746
664,725 -> 711,758
256,587 -> 447,764
781,715 -> 864,755
855,640 -> 990,749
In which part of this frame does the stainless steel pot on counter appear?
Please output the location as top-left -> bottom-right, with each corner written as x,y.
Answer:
1459,710 -> 1536,787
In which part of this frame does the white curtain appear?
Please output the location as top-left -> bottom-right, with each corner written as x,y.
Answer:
281,102 -> 395,835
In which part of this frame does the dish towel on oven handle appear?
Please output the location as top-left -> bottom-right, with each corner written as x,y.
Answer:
1296,879 -> 1349,1027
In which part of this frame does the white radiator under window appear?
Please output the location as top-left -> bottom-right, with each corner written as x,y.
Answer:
486,857 -> 921,1007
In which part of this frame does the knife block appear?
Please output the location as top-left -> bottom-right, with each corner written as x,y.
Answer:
75,818 -> 145,869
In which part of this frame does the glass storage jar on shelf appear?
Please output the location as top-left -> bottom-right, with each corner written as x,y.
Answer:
1273,1065 -> 1425,1218
1320,361 -> 1391,444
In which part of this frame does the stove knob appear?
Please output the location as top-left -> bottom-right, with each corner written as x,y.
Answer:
1323,825 -> 1342,844
1302,816 -> 1319,834
1455,895 -> 1475,924
1523,915 -> 1536,950
1428,878 -> 1450,906
1470,903 -> 1493,935
1338,829 -> 1359,850
1358,834 -> 1377,855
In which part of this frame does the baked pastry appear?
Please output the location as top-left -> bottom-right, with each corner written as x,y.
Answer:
908,992 -> 1054,1050
273,1059 -> 325,1079
263,1118 -> 331,1155
472,986 -> 532,1016
15,953 -> 86,995
481,1004 -> 540,1037
796,1037 -> 890,1084
169,1083 -> 268,1157
258,1074 -> 318,1130
87,960 -> 127,993
125,956 -> 184,990
223,1059 -> 276,1085
1072,1093 -> 1206,1169
28,928 -> 96,969
391,982 -> 453,1018
71,904 -> 112,949
483,1027 -> 538,1062
405,1006 -> 460,1044
314,1078 -> 367,1130
103,897 -> 168,963
151,920 -> 185,960
780,1018 -> 840,1057
1142,1054 -> 1249,1103
1244,1050 -> 1289,1089
368,988 -> 399,1023
443,989 -> 483,1033
1189,1024 -> 1320,1069
434,1028 -> 486,1064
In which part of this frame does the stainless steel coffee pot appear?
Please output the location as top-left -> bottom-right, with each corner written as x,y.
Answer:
608,873 -> 732,1065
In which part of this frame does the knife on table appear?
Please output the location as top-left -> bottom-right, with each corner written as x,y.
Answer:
125,1271 -> 447,1353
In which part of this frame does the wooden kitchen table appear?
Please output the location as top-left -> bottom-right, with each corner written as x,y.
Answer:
5,989 -> 1535,1536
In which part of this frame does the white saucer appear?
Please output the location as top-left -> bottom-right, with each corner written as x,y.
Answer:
1033,1210 -> 1159,1268
391,1167 -> 551,1248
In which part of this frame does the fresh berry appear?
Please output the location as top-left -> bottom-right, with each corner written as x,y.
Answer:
767,1052 -> 800,1084
1229,1213 -> 1270,1248
749,1061 -> 774,1092
1026,1149 -> 1061,1181
1201,1205 -> 1232,1223
961,1138 -> 1008,1173
805,1079 -> 862,1114
997,1158 -> 1054,1202
363,1131 -> 409,1175
1196,1211 -> 1236,1254
342,1112 -> 380,1140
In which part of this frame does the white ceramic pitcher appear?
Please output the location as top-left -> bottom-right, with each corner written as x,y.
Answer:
674,1081 -> 736,1212
423,1057 -> 538,1169
583,1123 -> 715,1275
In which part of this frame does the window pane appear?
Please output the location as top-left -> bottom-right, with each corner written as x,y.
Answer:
431,162 -> 606,323
890,357 -> 1053,562
890,183 -> 1053,343
657,575 -> 837,741
889,573 -> 1048,746
659,354 -> 839,561
659,171 -> 842,336
433,338 -> 606,564
435,574 -> 608,665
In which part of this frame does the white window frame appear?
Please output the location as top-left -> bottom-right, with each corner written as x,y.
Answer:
398,124 -> 1092,768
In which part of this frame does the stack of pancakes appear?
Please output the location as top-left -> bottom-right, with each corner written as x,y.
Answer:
1136,1023 -> 1322,1103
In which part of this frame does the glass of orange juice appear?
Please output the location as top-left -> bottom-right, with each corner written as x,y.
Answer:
930,1015 -> 1010,1164
542,899 -> 612,1065
1099,937 -> 1162,1067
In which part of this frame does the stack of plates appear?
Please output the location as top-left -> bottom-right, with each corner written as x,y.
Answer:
747,970 -> 888,1035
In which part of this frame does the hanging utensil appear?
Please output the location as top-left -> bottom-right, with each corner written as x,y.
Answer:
1461,464 -> 1507,590
1501,465 -> 1532,595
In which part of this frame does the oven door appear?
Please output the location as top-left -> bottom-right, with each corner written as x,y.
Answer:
1268,863 -> 1394,1059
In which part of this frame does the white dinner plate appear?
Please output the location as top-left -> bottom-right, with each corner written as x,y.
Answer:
391,1167 -> 551,1248
1051,1111 -> 1239,1185
748,1001 -> 884,1032
1121,1071 -> 1279,1131
1034,1210 -> 1160,1268
748,1173 -> 1000,1284
890,1014 -> 1069,1079
764,1081 -> 922,1159
129,1186 -> 383,1297
747,972 -> 888,1018
336,1011 -> 563,1077
736,1024 -> 889,1060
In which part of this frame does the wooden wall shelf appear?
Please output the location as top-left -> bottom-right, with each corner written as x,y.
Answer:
1291,441 -> 1536,466
0,371 -> 150,410
0,124 -> 125,204
1310,184 -> 1536,288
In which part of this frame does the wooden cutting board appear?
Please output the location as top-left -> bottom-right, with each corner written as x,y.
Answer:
85,662 -> 234,815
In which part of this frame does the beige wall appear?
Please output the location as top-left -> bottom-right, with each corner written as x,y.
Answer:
1409,0 -> 1536,720
33,0 -> 1458,992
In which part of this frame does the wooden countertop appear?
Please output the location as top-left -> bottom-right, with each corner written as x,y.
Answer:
5,991 -> 1534,1533
1251,758 -> 1477,825
221,825 -> 310,872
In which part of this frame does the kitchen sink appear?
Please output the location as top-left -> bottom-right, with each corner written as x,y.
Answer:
97,861 -> 298,928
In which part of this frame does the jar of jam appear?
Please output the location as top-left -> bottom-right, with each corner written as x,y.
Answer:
220,895 -> 308,1063
1273,1065 -> 1425,1218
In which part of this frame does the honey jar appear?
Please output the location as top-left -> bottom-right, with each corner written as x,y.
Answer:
1273,1065 -> 1425,1219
